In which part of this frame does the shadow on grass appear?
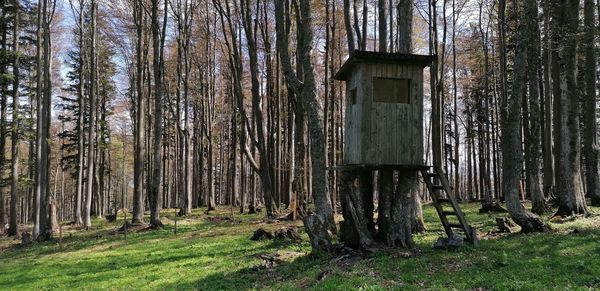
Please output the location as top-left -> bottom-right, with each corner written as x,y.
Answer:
158,229 -> 600,290
155,241 -> 326,290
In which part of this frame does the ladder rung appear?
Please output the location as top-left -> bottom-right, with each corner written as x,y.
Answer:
436,198 -> 451,203
432,185 -> 444,190
448,223 -> 464,229
442,210 -> 457,216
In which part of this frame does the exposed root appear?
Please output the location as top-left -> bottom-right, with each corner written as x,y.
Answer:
148,220 -> 164,229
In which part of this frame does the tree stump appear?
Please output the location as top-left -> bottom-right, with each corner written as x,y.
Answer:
250,228 -> 274,241
274,226 -> 302,241
339,170 -> 375,250
378,170 -> 414,248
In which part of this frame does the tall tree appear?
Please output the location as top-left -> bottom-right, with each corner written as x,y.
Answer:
0,0 -> 8,234
8,0 -> 21,236
84,0 -> 97,228
69,0 -> 85,226
131,0 -> 145,224
583,0 -> 600,206
524,0 -> 547,214
148,0 -> 166,227
499,0 -> 546,232
343,0 -> 355,52
552,0 -> 588,216
33,0 -> 46,240
275,0 -> 335,251
378,0 -> 386,52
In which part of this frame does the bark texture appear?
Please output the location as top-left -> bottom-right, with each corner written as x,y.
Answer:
499,0 -> 547,233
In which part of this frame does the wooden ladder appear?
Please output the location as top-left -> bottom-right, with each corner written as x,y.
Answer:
420,167 -> 478,245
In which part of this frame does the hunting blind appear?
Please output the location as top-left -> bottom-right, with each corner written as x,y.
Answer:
334,50 -> 435,167
335,51 -> 478,245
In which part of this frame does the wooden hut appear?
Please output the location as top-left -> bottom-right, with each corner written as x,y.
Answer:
334,50 -> 435,167
334,51 -> 478,247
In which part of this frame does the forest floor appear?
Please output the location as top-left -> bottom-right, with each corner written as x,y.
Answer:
1,203 -> 600,290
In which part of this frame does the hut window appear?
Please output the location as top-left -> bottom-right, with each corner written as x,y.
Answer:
349,88 -> 357,105
372,77 -> 410,104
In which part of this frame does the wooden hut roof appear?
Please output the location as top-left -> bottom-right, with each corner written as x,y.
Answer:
334,50 -> 435,80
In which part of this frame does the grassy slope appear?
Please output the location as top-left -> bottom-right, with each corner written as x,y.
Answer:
1,204 -> 599,290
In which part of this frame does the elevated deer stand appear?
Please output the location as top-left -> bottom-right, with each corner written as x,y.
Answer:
333,51 -> 477,249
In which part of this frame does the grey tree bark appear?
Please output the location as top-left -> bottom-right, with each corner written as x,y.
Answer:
33,0 -> 49,240
583,0 -> 600,206
84,0 -> 97,228
397,0 -> 424,234
8,0 -> 21,236
343,0 -> 355,52
499,0 -> 547,233
149,0 -> 166,228
132,0 -> 145,224
524,0 -> 547,215
378,0 -> 386,52
552,0 -> 588,216
274,0 -> 335,251
541,0 -> 555,203
70,0 -> 85,226
0,0 -> 7,234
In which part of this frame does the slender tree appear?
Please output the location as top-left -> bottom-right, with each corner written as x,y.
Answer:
84,0 -> 97,228
8,0 -> 21,236
131,0 -> 145,224
148,0 -> 166,227
524,0 -> 547,214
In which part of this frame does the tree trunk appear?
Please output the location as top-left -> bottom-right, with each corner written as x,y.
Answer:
378,0 -> 386,52
149,0 -> 165,228
524,0 -> 547,215
343,0 -> 355,52
8,0 -> 20,236
552,0 -> 588,216
84,0 -> 97,228
583,0 -> 600,206
541,0 -> 555,202
499,0 -> 547,233
0,0 -> 7,234
132,0 -> 145,225
274,0 -> 335,251
398,0 -> 424,234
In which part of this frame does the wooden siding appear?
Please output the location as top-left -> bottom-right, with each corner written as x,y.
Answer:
343,62 -> 424,166
343,64 -> 363,164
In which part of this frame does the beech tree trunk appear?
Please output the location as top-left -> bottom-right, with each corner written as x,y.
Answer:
84,0 -> 97,228
583,0 -> 600,206
132,0 -> 145,224
149,0 -> 165,228
524,0 -> 547,215
552,0 -> 588,216
499,0 -> 547,233
8,0 -> 20,236
274,0 -> 335,251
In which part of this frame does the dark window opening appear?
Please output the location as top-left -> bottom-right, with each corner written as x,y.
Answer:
372,77 -> 410,104
350,88 -> 357,105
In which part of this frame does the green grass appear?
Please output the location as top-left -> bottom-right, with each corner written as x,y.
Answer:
1,204 -> 600,290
